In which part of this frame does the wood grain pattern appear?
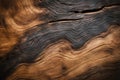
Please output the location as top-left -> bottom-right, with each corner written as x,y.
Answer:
0,0 -> 120,80
0,0 -> 44,56
7,26 -> 120,80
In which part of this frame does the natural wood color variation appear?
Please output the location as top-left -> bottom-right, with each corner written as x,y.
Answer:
7,26 -> 120,80
0,0 -> 44,56
0,0 -> 120,80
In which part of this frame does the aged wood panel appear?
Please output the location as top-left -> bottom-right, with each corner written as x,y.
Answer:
0,0 -> 120,80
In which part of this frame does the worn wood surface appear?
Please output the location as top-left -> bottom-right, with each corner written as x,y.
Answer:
0,0 -> 120,80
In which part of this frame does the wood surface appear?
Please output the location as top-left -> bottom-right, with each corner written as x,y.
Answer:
0,0 -> 120,80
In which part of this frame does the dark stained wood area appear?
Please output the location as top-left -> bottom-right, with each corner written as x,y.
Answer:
0,0 -> 120,80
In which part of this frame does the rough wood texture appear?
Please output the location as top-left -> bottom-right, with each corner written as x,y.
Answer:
0,0 -> 120,80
